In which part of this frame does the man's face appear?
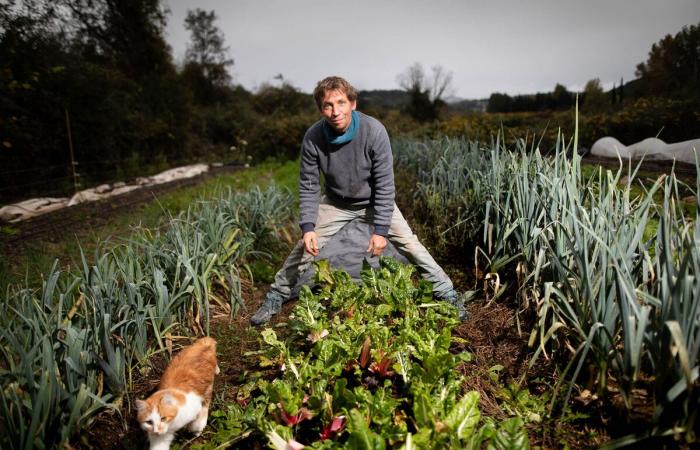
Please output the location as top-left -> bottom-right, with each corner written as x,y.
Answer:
320,89 -> 356,133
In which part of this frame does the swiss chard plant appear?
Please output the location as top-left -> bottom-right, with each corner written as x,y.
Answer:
199,258 -> 529,449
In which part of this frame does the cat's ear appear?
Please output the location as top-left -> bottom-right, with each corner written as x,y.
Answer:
135,399 -> 148,413
161,393 -> 176,406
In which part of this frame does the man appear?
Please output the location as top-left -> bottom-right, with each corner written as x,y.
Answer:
250,76 -> 467,325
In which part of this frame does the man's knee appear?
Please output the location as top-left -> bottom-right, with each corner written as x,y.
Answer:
390,232 -> 420,248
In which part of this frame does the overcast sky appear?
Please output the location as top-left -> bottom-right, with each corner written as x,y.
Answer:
164,0 -> 699,99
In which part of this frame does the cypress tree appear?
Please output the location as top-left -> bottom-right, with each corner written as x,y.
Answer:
611,82 -> 617,104
619,77 -> 624,103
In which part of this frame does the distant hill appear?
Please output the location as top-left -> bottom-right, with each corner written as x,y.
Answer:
448,98 -> 489,113
358,89 -> 409,109
359,89 -> 488,113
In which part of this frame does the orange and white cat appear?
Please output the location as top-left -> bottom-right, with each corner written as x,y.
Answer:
136,337 -> 219,450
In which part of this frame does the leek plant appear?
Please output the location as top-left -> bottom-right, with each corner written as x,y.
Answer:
644,172 -> 700,435
394,135 -> 700,439
0,185 -> 294,449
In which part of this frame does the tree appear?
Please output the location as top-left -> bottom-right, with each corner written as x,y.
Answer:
618,77 -> 624,103
582,78 -> 607,112
486,93 -> 512,113
184,8 -> 233,87
0,0 -> 66,39
64,0 -> 173,80
397,62 -> 454,121
551,83 -> 573,109
253,82 -> 313,115
0,0 -> 77,201
635,23 -> 700,100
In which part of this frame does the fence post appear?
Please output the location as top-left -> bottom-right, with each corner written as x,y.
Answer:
65,108 -> 79,194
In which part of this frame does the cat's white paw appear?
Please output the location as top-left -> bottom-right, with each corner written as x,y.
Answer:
149,433 -> 174,450
188,415 -> 208,434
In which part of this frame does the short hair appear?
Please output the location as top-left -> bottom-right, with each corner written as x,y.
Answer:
313,76 -> 358,110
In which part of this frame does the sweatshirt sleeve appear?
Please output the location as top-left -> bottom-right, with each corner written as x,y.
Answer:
298,133 -> 320,233
370,125 -> 395,236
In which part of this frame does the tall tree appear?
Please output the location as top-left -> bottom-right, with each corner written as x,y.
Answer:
63,0 -> 172,79
60,0 -> 189,166
582,78 -> 607,112
610,82 -> 617,105
487,92 -> 513,113
184,8 -> 233,87
551,83 -> 573,109
635,23 -> 699,100
618,77 -> 624,103
0,0 -> 76,201
397,62 -> 453,121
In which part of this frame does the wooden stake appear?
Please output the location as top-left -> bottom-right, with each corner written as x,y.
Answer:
65,108 -> 78,193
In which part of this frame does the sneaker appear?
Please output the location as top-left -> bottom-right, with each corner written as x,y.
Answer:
438,289 -> 469,321
251,292 -> 285,326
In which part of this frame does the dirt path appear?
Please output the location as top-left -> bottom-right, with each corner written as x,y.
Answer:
0,164 -> 243,248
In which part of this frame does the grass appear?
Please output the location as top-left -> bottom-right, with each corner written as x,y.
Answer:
0,159 -> 300,290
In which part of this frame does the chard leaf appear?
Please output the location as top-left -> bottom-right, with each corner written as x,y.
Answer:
332,378 -> 357,410
379,256 -> 401,273
409,428 -> 434,449
314,259 -> 334,286
416,280 -> 433,304
490,417 -> 530,450
361,260 -> 380,291
412,390 -> 433,428
262,329 -> 281,348
444,391 -> 480,440
347,409 -> 386,450
375,304 -> 393,317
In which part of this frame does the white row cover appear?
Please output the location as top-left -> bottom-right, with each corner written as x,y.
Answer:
0,164 -> 210,223
591,137 -> 700,165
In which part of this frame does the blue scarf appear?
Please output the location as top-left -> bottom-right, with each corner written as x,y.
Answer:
323,110 -> 360,145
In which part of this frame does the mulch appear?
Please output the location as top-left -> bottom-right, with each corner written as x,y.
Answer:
0,164 -> 243,250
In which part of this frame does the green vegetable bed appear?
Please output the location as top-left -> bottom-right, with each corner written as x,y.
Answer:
198,258 -> 528,449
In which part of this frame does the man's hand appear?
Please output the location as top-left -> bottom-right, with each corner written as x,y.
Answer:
367,234 -> 387,257
303,231 -> 319,256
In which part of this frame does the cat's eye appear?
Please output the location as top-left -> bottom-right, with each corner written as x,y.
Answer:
162,416 -> 173,422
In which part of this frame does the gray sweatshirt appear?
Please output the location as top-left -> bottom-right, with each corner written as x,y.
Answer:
299,111 -> 395,236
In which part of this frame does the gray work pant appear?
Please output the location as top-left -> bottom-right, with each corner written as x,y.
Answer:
269,196 -> 453,299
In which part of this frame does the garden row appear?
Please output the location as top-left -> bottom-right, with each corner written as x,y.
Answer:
393,132 -> 699,444
3,128 -> 698,448
195,258 -> 529,449
0,186 -> 293,449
